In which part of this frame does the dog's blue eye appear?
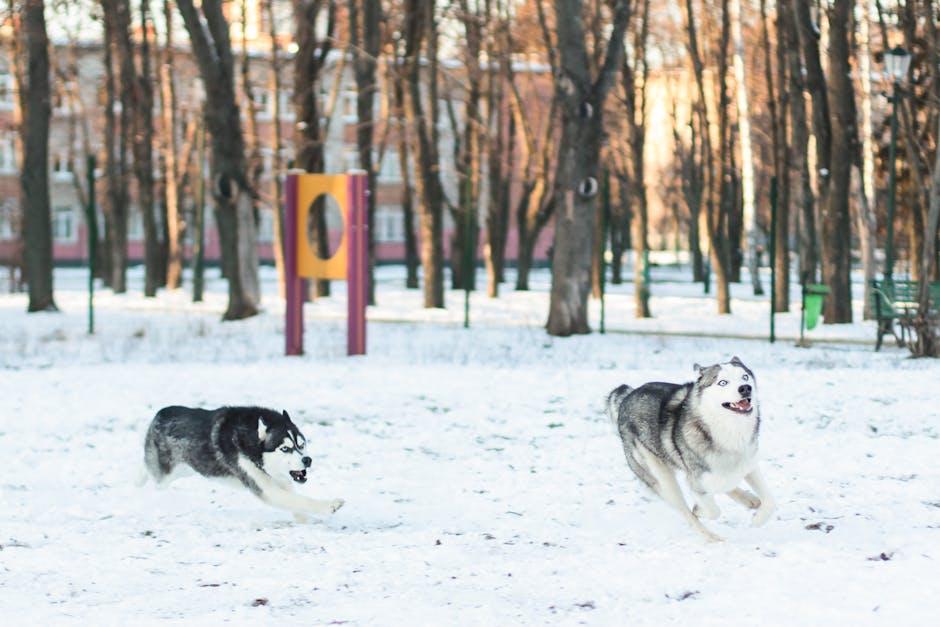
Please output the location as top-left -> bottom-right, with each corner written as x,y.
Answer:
280,446 -> 291,453
718,380 -> 728,386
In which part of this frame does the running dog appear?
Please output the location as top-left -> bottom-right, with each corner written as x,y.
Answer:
607,357 -> 775,541
143,406 -> 344,520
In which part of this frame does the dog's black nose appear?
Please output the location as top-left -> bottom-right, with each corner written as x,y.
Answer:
302,456 -> 312,468
738,384 -> 752,397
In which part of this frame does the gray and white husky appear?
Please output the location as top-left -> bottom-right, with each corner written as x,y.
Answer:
143,406 -> 344,520
607,357 -> 775,541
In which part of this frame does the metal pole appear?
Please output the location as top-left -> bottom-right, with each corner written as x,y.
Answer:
285,175 -> 302,355
884,81 -> 899,283
85,155 -> 97,335
193,122 -> 206,302
600,168 -> 610,334
769,176 -> 777,343
463,178 -> 472,329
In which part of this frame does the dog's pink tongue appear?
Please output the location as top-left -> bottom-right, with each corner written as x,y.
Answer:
738,399 -> 751,410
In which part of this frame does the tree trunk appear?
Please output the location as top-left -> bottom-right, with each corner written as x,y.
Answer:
349,0 -> 381,305
856,0 -> 877,318
293,0 -> 335,299
20,0 -> 56,311
112,0 -> 158,297
161,0 -> 182,289
686,0 -> 730,313
402,0 -> 446,308
101,0 -> 130,293
765,0 -> 789,311
265,0 -> 286,298
546,0 -> 630,335
912,114 -> 940,356
783,0 -> 816,284
731,0 -> 763,296
393,79 -> 419,289
624,0 -> 651,318
821,0 -> 853,323
177,0 -> 260,319
794,0 -> 830,286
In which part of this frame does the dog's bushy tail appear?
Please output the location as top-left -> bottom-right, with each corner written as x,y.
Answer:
606,384 -> 633,426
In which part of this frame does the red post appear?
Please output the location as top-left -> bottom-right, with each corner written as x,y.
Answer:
285,175 -> 303,356
347,173 -> 368,355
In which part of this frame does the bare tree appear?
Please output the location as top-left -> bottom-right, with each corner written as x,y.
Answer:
483,2 -> 514,298
763,0 -> 789,310
856,0 -> 877,318
794,0 -> 831,290
349,0 -> 381,304
160,0 -> 182,289
177,0 -> 260,319
545,0 -> 630,335
730,0 -> 762,296
19,0 -> 56,311
685,0 -> 731,313
265,0 -> 287,298
821,0 -> 854,323
513,0 -> 557,291
391,73 -> 420,289
293,0 -> 335,298
100,0 -> 130,292
782,0 -> 815,285
623,0 -> 651,318
402,0 -> 448,308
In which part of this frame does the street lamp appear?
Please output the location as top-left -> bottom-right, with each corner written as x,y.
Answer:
883,46 -> 911,283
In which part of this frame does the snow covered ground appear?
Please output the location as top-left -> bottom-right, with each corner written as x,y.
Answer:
1,265 -> 938,625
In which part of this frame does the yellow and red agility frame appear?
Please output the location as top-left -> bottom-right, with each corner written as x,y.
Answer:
284,172 -> 368,356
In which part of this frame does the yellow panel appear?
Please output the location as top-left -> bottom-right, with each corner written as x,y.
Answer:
296,174 -> 349,280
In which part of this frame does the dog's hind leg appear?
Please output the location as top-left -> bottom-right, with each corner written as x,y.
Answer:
727,488 -> 761,510
635,445 -> 723,542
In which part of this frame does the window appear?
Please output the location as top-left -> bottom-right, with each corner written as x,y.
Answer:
0,200 -> 16,239
0,132 -> 16,173
253,89 -> 273,119
375,205 -> 404,243
278,90 -> 295,120
128,207 -> 143,241
258,207 -> 274,243
52,153 -> 73,181
0,72 -> 14,111
53,206 -> 76,242
379,150 -> 401,183
343,145 -> 359,172
342,91 -> 357,121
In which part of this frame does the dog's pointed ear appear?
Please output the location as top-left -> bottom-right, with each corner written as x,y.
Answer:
730,355 -> 744,366
693,363 -> 704,375
282,409 -> 291,422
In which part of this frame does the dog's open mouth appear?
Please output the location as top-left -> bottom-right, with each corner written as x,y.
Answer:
722,398 -> 753,414
289,469 -> 307,484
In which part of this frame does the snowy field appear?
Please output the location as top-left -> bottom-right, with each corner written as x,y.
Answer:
2,264 -> 939,625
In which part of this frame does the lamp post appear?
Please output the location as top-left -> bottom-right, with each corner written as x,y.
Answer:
883,45 -> 911,283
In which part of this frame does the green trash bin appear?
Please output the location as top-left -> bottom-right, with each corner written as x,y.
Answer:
800,283 -> 830,344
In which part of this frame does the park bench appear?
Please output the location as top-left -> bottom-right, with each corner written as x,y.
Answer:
870,279 -> 940,351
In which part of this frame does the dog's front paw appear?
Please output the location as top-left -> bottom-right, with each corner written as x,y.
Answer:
693,503 -> 720,520
329,499 -> 345,514
750,501 -> 776,527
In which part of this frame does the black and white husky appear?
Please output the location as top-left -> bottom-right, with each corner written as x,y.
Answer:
607,357 -> 775,542
143,406 -> 344,520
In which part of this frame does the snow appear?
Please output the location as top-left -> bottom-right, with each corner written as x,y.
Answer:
2,264 -> 938,624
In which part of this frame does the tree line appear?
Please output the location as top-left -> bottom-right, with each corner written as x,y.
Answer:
5,1 -> 940,352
